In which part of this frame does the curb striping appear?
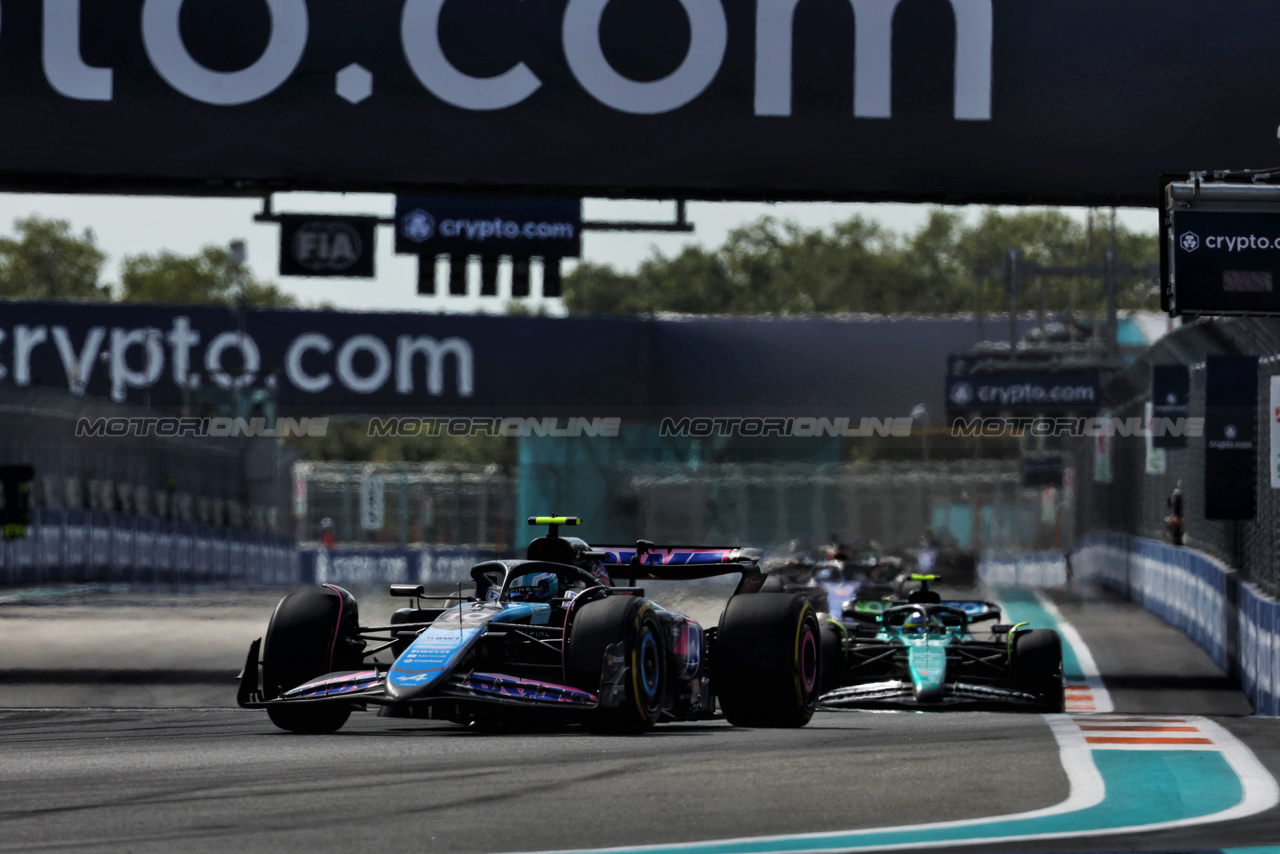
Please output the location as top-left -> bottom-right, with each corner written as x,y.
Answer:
518,590 -> 1279,854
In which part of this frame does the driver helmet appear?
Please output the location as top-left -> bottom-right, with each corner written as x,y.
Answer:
902,611 -> 939,634
509,572 -> 559,603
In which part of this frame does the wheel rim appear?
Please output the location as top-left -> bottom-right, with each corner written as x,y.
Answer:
638,630 -> 661,701
799,623 -> 818,698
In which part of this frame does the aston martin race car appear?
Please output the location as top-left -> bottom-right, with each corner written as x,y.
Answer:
238,517 -> 822,733
817,574 -> 1065,712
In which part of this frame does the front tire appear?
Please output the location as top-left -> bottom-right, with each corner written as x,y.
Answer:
716,593 -> 820,728
262,585 -> 364,734
568,595 -> 667,733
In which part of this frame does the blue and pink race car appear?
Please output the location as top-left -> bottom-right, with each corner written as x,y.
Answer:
238,517 -> 823,733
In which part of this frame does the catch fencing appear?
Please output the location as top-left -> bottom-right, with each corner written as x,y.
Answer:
1052,316 -> 1280,714
616,460 -> 1057,552
1062,316 -> 1280,598
294,462 -> 516,549
293,458 -> 1057,556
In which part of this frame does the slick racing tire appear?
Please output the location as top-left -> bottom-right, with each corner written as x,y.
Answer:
818,620 -> 846,696
262,585 -> 365,734
716,593 -> 820,728
1011,629 -> 1065,712
568,595 -> 666,733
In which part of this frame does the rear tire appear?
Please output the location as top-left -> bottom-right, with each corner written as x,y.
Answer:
568,595 -> 666,733
262,586 -> 364,734
1011,629 -> 1065,712
716,593 -> 820,728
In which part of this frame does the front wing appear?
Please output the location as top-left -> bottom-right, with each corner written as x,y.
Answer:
236,638 -> 626,713
820,636 -> 1051,712
819,679 -> 1043,712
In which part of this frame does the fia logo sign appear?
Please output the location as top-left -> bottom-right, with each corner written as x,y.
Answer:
281,216 -> 376,278
292,221 -> 364,273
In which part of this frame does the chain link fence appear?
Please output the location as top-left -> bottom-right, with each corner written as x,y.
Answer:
1063,316 -> 1280,598
614,460 -> 1052,552
293,458 -> 1053,556
295,462 -> 516,550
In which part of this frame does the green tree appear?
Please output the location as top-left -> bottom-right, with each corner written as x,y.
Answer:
120,244 -> 296,307
0,215 -> 109,301
564,208 -> 1159,316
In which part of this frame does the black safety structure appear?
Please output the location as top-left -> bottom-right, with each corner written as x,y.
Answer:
5,0 -> 1280,205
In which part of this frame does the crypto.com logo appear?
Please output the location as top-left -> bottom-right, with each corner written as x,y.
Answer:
1181,232 -> 1200,252
949,382 -> 975,406
402,210 -> 436,244
37,0 -> 993,119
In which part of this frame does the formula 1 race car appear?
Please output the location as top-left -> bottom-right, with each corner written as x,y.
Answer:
762,539 -> 897,617
237,517 -> 822,733
885,532 -> 979,589
817,575 -> 1065,712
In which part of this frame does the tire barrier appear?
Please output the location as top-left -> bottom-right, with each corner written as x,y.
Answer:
1074,531 -> 1277,716
978,551 -> 1069,588
0,508 -> 295,587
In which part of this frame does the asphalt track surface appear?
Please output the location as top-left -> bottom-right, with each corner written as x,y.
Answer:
1,582 -> 1278,854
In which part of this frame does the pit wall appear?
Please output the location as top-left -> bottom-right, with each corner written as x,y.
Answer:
1072,531 -> 1279,717
978,551 -> 1069,588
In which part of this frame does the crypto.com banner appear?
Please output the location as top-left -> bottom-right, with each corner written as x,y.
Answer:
0,303 -> 999,418
6,0 -> 1280,204
0,300 -> 649,413
945,371 -> 1102,416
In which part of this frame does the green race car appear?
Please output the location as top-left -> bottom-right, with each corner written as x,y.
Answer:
818,575 -> 1065,712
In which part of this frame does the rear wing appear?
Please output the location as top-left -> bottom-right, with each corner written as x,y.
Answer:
939,600 -> 1002,623
595,543 -> 762,585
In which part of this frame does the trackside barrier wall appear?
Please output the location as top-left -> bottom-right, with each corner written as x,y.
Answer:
1073,531 -> 1278,716
0,509 -> 294,587
297,546 -> 506,588
978,551 -> 1068,588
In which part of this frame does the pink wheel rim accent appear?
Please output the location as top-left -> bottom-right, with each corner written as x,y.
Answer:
801,627 -> 818,694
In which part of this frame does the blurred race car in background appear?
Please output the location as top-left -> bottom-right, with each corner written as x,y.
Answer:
886,530 -> 979,589
762,536 -> 899,616
238,517 -> 823,733
816,574 -> 1065,712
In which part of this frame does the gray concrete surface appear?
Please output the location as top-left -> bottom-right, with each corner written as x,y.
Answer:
0,709 -> 1066,854
1,580 -> 1277,854
1048,584 -> 1255,717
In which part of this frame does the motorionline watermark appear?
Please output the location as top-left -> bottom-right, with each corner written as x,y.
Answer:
660,417 -> 915,438
75,416 -> 329,439
368,417 -> 621,438
952,416 -> 1205,439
